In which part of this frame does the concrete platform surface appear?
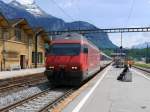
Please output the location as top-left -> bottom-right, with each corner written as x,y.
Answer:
0,68 -> 45,80
63,66 -> 150,112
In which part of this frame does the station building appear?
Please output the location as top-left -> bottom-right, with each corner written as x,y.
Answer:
0,13 -> 50,71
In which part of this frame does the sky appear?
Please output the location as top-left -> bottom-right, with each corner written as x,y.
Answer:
2,0 -> 150,48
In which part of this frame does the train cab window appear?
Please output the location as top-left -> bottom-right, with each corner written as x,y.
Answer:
49,43 -> 81,56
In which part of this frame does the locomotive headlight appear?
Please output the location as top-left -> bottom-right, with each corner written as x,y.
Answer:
49,66 -> 54,69
72,66 -> 78,70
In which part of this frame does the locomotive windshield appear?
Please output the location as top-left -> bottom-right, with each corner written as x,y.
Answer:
49,43 -> 81,56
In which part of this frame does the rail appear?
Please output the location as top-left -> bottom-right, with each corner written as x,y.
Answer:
0,89 -> 50,112
0,88 -> 74,112
0,75 -> 47,92
133,65 -> 150,74
39,89 -> 74,112
0,63 -> 111,112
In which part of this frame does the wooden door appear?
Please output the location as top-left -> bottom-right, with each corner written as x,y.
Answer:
20,55 -> 26,69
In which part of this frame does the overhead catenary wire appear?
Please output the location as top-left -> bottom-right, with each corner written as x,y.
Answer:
74,0 -> 81,30
73,0 -> 96,31
126,0 -> 135,26
121,0 -> 135,49
50,0 -> 75,22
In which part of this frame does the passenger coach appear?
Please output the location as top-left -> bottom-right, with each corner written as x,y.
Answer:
45,33 -> 101,86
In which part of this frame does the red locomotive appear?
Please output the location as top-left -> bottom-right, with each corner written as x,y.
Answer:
45,33 -> 101,86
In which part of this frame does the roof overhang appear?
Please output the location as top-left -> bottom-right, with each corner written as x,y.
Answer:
10,18 -> 34,36
0,13 -> 9,27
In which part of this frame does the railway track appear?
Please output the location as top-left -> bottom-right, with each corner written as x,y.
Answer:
0,64 -> 111,112
0,73 -> 46,87
39,89 -> 74,112
0,88 -> 74,112
133,65 -> 150,74
0,74 -> 47,93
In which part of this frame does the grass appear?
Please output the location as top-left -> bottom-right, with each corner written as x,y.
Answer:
134,63 -> 150,69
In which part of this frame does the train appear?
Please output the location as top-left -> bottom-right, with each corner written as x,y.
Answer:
45,33 -> 111,86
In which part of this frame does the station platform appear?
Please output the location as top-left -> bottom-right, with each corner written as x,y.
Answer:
63,66 -> 150,112
0,68 -> 45,80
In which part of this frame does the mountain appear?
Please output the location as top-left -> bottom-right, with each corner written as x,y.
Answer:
0,0 -> 117,48
66,21 -> 116,48
10,0 -> 47,17
132,42 -> 150,49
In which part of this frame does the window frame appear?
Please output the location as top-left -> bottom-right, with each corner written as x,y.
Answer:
32,52 -> 43,64
15,27 -> 22,41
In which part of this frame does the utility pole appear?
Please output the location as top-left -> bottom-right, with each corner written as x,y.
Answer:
121,32 -> 123,48
2,30 -> 6,71
120,32 -> 123,56
146,43 -> 149,63
34,30 -> 43,68
120,32 -> 124,67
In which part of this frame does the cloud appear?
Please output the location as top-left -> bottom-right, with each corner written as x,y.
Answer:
17,0 -> 34,4
4,0 -> 34,4
2,0 -> 150,47
59,2 -> 72,8
142,32 -> 150,37
109,33 -> 150,48
58,0 -> 77,8
2,0 -> 12,3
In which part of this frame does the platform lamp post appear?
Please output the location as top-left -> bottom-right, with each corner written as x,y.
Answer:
2,30 -> 6,71
2,50 -> 6,71
146,43 -> 149,64
34,29 -> 43,68
120,32 -> 123,57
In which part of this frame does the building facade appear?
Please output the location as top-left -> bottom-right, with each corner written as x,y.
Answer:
0,13 -> 49,71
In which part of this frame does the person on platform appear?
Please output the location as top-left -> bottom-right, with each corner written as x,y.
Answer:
117,65 -> 129,81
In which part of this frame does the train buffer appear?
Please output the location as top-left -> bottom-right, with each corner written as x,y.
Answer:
62,65 -> 150,112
